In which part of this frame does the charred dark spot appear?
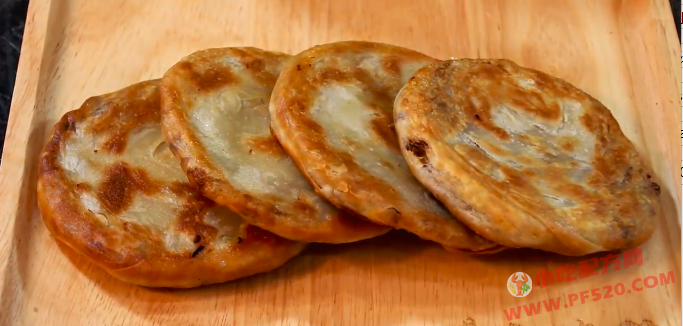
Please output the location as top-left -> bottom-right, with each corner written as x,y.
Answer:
579,112 -> 602,134
176,198 -> 218,246
292,199 -> 316,215
240,224 -> 284,247
237,237 -> 243,244
558,136 -> 577,152
186,167 -> 212,189
177,61 -> 237,92
382,57 -> 401,75
103,135 -> 127,154
470,141 -> 483,151
422,164 -> 436,174
434,65 -> 448,78
474,114 -> 481,121
75,183 -> 90,192
646,174 -> 652,179
243,58 -> 264,71
434,102 -> 449,112
65,114 -> 77,132
246,135 -> 286,156
242,193 -> 255,202
406,139 -> 429,164
191,245 -> 206,258
296,64 -> 301,71
97,163 -> 161,214
388,207 -> 401,215
622,167 -> 633,183
651,182 -> 661,195
168,182 -> 197,197
621,225 -> 631,240
370,116 -> 400,152
93,149 -> 98,153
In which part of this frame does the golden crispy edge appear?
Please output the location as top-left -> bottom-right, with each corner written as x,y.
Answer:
393,61 -> 586,255
159,47 -> 390,244
37,80 -> 307,288
269,41 -> 500,252
271,41 -> 428,214
394,59 -> 659,256
102,223 -> 307,288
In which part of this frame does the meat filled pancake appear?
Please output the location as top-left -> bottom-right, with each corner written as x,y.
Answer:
269,41 -> 499,252
394,59 -> 660,256
37,80 -> 306,288
160,47 -> 390,243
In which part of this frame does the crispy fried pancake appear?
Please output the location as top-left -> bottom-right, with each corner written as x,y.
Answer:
394,59 -> 660,256
269,41 -> 498,252
160,47 -> 389,243
37,80 -> 306,288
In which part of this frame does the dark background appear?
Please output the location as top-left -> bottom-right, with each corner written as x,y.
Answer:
0,0 -> 680,160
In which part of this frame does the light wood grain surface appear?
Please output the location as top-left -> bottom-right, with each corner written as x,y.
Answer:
0,0 -> 680,325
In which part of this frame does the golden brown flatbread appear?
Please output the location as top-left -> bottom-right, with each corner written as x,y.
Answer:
37,80 -> 306,288
394,59 -> 660,256
160,47 -> 390,243
269,41 -> 498,252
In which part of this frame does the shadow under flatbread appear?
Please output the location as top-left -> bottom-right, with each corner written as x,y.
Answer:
52,230 -> 427,314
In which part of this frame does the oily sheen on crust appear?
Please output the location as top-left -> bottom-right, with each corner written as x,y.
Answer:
269,41 -> 499,252
37,80 -> 306,288
160,47 -> 389,243
394,59 -> 660,256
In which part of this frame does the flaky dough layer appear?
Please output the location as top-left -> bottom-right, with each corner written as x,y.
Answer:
37,80 -> 305,288
269,41 -> 498,252
394,59 -> 660,256
160,47 -> 389,243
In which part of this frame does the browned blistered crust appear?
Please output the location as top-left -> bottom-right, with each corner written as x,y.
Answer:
269,41 -> 499,252
394,59 -> 660,256
37,80 -> 306,288
159,47 -> 390,243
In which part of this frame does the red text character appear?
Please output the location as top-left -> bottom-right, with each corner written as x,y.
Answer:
579,290 -> 590,304
578,258 -> 599,279
565,264 -> 577,282
568,293 -> 578,306
632,278 -> 643,291
555,265 -> 566,282
660,271 -> 675,285
535,269 -> 554,288
601,253 -> 621,274
624,247 -> 643,269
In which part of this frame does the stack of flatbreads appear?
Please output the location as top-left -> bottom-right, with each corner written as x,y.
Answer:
36,41 -> 661,288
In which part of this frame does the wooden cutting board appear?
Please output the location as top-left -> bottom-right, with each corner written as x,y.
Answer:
0,0 -> 680,325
